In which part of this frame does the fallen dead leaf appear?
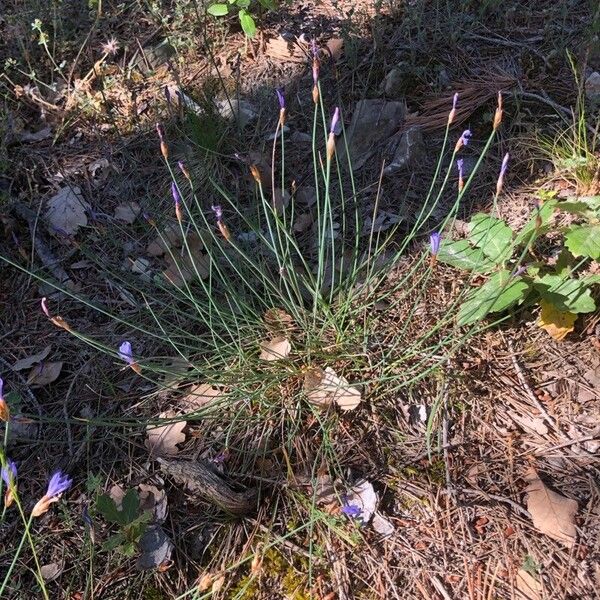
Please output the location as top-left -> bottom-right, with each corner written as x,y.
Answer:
138,484 -> 168,523
45,186 -> 89,235
516,569 -> 543,600
512,413 -> 549,436
109,484 -> 126,509
344,479 -> 377,522
524,467 -> 578,547
538,300 -> 577,341
12,346 -> 52,371
259,337 -> 291,361
263,308 -> 295,335
40,561 -> 63,581
114,201 -> 141,224
304,367 -> 362,411
27,361 -> 63,386
145,411 -> 187,457
293,212 -> 313,233
197,573 -> 213,592
179,383 -> 224,412
212,574 -> 226,593
371,512 -> 395,536
163,234 -> 209,286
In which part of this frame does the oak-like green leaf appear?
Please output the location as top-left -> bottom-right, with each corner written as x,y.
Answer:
533,274 -> 596,313
469,213 -> 514,263
207,3 -> 229,16
458,270 -> 530,326
239,9 -> 256,37
564,224 -> 600,260
437,239 -> 496,272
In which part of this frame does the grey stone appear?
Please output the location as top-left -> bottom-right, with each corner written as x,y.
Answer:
340,99 -> 406,170
585,72 -> 600,103
383,126 -> 425,174
132,40 -> 176,72
383,67 -> 405,97
215,98 -> 258,128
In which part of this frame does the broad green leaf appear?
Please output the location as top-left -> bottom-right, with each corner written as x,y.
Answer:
437,239 -> 496,272
457,270 -> 530,326
258,0 -> 278,9
95,494 -> 121,525
533,274 -> 596,313
207,4 -> 229,16
469,213 -> 514,263
235,0 -> 251,7
103,532 -> 125,551
514,200 -> 557,246
239,9 -> 256,37
564,225 -> 600,260
121,541 -> 137,557
121,489 -> 140,525
581,274 -> 600,285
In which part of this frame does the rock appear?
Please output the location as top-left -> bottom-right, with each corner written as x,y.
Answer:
383,67 -> 405,97
340,100 -> 406,170
585,72 -> 600,103
215,98 -> 257,128
289,131 -> 312,143
132,40 -> 176,73
383,126 -> 424,175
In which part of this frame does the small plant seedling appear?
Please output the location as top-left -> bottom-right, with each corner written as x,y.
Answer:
207,0 -> 277,38
95,488 -> 152,556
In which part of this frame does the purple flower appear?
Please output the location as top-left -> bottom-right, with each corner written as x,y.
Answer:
452,92 -> 458,110
156,123 -> 165,142
0,377 -> 3,400
118,341 -> 134,365
459,130 -> 471,146
429,232 -> 442,256
512,265 -> 527,277
211,205 -> 223,221
276,88 -> 285,110
1,459 -> 17,486
341,502 -> 362,518
499,153 -> 509,178
456,159 -> 464,179
46,471 -> 72,499
171,182 -> 181,208
329,107 -> 340,135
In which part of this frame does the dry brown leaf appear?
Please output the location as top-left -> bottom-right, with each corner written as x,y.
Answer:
197,573 -> 213,592
265,35 -> 307,63
179,383 -> 224,412
211,575 -> 226,593
138,483 -> 168,523
109,484 -> 126,509
145,411 -> 187,457
512,413 -> 549,436
263,308 -> 295,335
524,467 -> 578,547
27,361 -> 63,386
12,346 -> 52,371
293,212 -> 313,233
516,569 -> 543,600
325,37 -> 344,61
537,300 -> 577,341
114,201 -> 141,224
40,561 -> 63,582
45,186 -> 89,235
259,337 -> 291,361
304,367 -> 362,411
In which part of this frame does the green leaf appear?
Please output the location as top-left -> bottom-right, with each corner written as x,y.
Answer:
121,541 -> 137,557
533,274 -> 596,313
207,3 -> 229,16
239,9 -> 256,37
258,0 -> 278,9
437,239 -> 496,272
95,494 -> 121,525
235,0 -> 251,7
514,200 -> 557,246
121,489 -> 140,525
457,270 -> 530,326
564,224 -> 600,260
103,532 -> 125,552
469,213 -> 514,263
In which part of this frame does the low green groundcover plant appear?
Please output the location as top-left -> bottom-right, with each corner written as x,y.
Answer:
207,0 -> 277,38
437,191 -> 600,329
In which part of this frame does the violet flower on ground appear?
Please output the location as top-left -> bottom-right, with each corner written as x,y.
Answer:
455,129 -> 472,152
276,88 -> 286,126
1,459 -> 17,508
118,341 -> 141,374
172,182 -> 183,222
31,470 -> 73,517
0,377 -> 9,422
496,153 -> 509,195
429,232 -> 442,256
341,502 -> 362,518
326,108 -> 340,160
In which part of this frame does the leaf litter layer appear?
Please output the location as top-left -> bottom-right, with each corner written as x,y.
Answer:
1,0 -> 599,598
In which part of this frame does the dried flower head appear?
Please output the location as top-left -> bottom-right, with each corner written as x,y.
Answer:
493,91 -> 503,130
172,182 -> 183,223
454,129 -> 472,152
1,459 -> 17,508
31,470 -> 72,518
178,161 -> 191,181
156,123 -> 169,160
119,341 -> 141,374
311,40 -> 320,104
496,153 -> 509,196
326,107 -> 340,161
448,92 -> 458,124
101,37 -> 120,56
40,297 -> 71,331
276,88 -> 286,126
456,158 -> 465,191
0,377 -> 9,422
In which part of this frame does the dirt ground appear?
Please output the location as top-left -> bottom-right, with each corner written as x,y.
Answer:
0,0 -> 599,598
